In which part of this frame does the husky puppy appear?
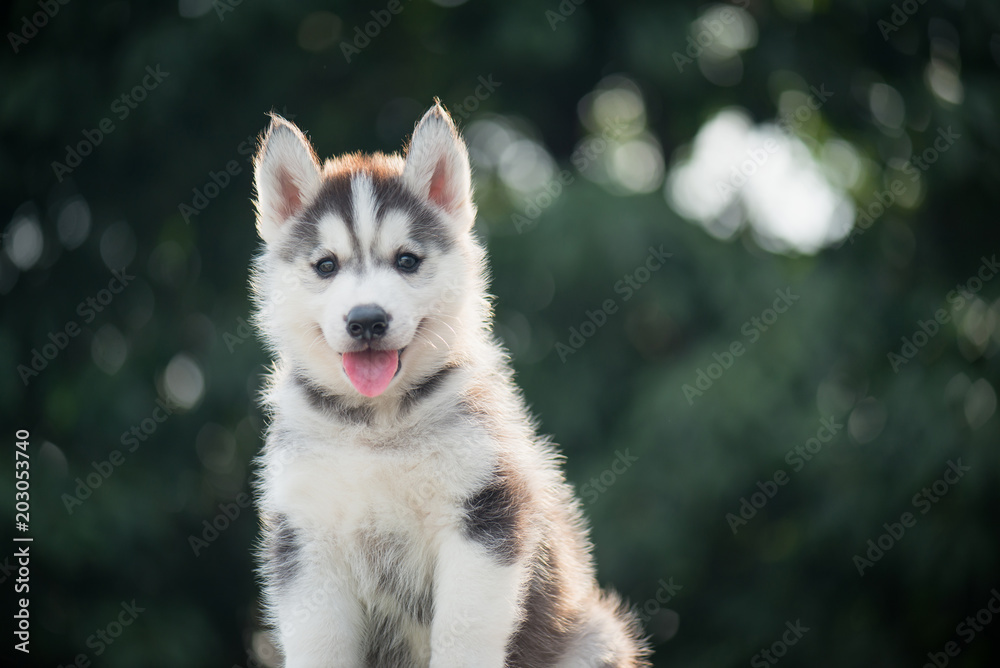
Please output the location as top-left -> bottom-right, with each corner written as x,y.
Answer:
251,102 -> 650,667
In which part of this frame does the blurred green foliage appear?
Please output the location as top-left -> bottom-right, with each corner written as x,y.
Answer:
2,0 -> 999,666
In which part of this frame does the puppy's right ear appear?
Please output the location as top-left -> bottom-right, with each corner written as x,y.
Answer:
254,115 -> 321,243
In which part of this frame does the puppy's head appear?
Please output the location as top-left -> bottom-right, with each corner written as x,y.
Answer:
251,102 -> 485,400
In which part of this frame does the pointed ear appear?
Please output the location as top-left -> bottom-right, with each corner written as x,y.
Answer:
254,115 -> 322,243
403,102 -> 474,226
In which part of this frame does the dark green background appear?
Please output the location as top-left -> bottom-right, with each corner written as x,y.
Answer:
2,0 -> 999,666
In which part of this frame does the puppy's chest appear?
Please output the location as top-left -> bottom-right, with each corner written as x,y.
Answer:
269,427 -> 479,543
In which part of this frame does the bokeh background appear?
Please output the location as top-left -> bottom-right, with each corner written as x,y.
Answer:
3,0 -> 1000,666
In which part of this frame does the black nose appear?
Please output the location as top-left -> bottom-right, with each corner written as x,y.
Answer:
346,304 -> 389,341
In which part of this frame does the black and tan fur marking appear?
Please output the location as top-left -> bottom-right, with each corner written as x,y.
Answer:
506,541 -> 579,667
463,467 -> 529,566
260,514 -> 300,590
292,370 -> 376,425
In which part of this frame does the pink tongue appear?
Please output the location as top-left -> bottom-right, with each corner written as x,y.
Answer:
342,350 -> 399,397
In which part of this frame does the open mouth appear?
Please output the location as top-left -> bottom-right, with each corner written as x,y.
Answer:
341,347 -> 403,397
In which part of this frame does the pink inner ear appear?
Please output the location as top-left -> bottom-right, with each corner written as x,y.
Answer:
428,157 -> 453,212
276,167 -> 303,221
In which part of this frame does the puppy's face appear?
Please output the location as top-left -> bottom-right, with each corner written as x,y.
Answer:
253,104 -> 480,398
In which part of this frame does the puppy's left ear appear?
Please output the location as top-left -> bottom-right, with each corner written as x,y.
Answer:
403,102 -> 474,228
254,115 -> 322,243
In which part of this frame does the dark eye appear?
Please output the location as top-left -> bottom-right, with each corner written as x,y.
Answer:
396,253 -> 420,273
315,257 -> 338,276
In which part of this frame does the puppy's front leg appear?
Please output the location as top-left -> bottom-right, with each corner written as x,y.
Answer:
429,529 -> 527,668
265,525 -> 363,668
275,576 -> 362,668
